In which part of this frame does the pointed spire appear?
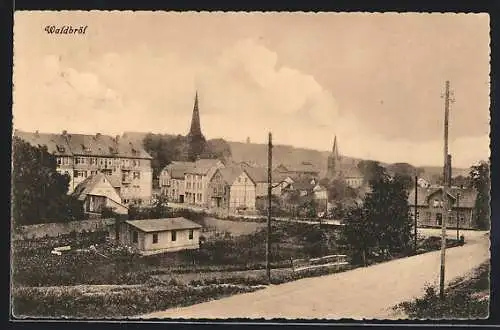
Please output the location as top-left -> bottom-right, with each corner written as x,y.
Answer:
189,90 -> 202,136
332,135 -> 340,159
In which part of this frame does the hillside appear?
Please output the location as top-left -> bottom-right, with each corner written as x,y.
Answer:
122,132 -> 469,181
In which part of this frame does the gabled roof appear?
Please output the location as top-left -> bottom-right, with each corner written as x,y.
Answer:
186,159 -> 222,175
245,167 -> 271,183
14,130 -> 152,159
277,162 -> 320,174
126,217 -> 202,233
72,173 -> 114,201
408,186 -> 478,208
163,161 -> 195,179
216,166 -> 256,186
106,175 -> 122,188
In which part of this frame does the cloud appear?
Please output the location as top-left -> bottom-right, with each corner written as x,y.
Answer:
13,38 -> 489,167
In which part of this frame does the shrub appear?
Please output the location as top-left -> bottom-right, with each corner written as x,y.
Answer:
12,284 -> 262,318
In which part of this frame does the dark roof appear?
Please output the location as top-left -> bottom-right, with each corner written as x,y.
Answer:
186,159 -> 222,175
217,166 -> 254,186
72,173 -> 114,201
14,130 -> 73,156
292,177 -> 317,191
408,187 -> 478,208
126,217 -> 202,233
163,161 -> 195,179
14,130 -> 152,159
277,162 -> 319,174
244,167 -> 270,183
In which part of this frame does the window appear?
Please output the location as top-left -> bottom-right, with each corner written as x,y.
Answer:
171,230 -> 177,242
436,213 -> 443,226
132,231 -> 138,243
189,229 -> 194,240
57,158 -> 62,165
133,172 -> 141,179
152,233 -> 158,244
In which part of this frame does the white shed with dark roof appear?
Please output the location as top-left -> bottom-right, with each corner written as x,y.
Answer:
119,217 -> 202,255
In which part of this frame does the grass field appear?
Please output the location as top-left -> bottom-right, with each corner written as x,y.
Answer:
201,217 -> 265,237
395,261 -> 490,319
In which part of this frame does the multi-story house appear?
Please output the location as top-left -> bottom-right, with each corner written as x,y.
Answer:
408,186 -> 478,229
184,159 -> 225,207
275,162 -> 320,179
207,166 -> 257,211
242,166 -> 282,197
159,161 -> 194,203
14,130 -> 153,206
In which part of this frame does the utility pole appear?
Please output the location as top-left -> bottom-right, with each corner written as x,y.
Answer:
456,192 -> 460,241
439,80 -> 451,300
266,132 -> 273,283
414,174 -> 418,251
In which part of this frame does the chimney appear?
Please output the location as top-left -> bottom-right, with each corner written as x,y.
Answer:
62,130 -> 67,136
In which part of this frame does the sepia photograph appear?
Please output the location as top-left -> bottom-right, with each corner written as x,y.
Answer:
11,11 -> 491,320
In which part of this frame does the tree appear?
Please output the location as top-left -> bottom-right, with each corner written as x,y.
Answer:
357,160 -> 389,186
151,194 -> 169,219
452,175 -> 471,188
143,133 -> 232,179
364,175 -> 413,257
204,138 -> 232,161
143,133 -> 188,179
303,226 -> 328,257
387,162 -> 417,178
469,161 -> 490,230
338,207 -> 376,266
12,137 -> 83,226
326,179 -> 349,201
340,173 -> 413,265
394,173 -> 414,190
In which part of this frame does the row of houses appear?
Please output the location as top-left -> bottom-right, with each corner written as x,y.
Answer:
159,159 -> 329,212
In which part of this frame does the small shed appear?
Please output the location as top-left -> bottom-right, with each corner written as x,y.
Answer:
119,217 -> 202,255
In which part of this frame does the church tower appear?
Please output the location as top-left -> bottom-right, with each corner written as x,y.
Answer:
187,91 -> 207,161
326,135 -> 341,179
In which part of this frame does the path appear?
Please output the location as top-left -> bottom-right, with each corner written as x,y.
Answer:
141,231 -> 489,320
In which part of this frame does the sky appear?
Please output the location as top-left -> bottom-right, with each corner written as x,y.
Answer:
13,12 -> 490,167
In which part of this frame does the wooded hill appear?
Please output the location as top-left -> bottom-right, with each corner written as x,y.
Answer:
122,131 -> 470,181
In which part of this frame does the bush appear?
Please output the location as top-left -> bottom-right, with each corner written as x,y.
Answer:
12,284 -> 262,318
396,262 -> 490,319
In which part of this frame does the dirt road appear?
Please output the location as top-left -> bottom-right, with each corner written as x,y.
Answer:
142,231 -> 489,320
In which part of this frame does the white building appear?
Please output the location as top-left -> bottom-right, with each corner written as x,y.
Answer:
14,130 -> 153,206
184,159 -> 225,207
119,217 -> 202,255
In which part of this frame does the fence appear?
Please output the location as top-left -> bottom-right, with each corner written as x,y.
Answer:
291,254 -> 349,272
13,218 -> 116,240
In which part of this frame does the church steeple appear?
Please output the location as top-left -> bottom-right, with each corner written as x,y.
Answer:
189,91 -> 202,136
326,135 -> 341,180
187,90 -> 207,161
332,135 -> 340,160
